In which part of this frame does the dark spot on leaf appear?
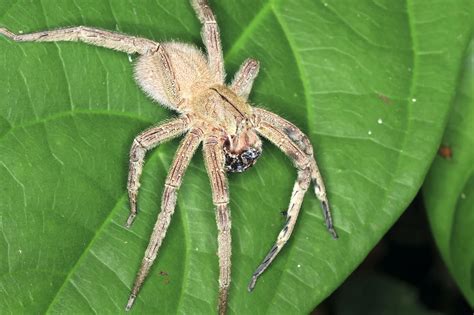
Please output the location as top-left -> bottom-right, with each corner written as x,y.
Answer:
438,145 -> 453,159
377,93 -> 394,105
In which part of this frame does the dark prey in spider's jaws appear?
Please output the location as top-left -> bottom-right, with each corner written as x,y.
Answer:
0,0 -> 338,314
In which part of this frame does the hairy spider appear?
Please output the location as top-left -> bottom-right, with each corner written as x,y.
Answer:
0,0 -> 337,313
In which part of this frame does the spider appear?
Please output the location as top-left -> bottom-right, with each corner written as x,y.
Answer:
0,0 -> 337,313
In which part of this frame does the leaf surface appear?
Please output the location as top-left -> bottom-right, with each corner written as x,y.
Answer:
0,0 -> 471,313
423,39 -> 474,307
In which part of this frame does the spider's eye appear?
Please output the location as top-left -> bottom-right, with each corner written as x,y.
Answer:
224,147 -> 262,173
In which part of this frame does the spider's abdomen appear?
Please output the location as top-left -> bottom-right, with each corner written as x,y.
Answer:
134,42 -> 214,111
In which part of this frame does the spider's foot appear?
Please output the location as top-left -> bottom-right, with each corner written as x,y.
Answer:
125,213 -> 137,228
125,293 -> 136,311
247,275 -> 257,292
320,200 -> 338,239
328,226 -> 338,239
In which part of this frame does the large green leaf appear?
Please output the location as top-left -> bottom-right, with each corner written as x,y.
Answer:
423,39 -> 474,307
0,0 -> 471,313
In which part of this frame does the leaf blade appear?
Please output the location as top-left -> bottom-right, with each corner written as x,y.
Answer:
0,0 -> 471,313
423,39 -> 474,307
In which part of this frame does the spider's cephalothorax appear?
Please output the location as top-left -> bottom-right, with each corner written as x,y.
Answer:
0,1 -> 337,314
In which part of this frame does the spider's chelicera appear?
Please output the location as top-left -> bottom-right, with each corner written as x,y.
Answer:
224,146 -> 261,173
1,1 -> 337,314
223,129 -> 262,173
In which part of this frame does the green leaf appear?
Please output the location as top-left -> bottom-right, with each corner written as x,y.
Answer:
0,0 -> 471,313
423,39 -> 474,307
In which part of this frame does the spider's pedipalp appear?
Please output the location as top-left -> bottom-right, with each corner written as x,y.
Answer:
126,128 -> 203,311
0,26 -> 159,55
247,108 -> 337,290
191,0 -> 225,82
231,58 -> 260,100
204,137 -> 231,315
126,117 -> 190,227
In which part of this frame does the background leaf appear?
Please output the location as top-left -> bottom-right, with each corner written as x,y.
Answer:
423,39 -> 474,307
334,272 -> 442,315
0,0 -> 471,313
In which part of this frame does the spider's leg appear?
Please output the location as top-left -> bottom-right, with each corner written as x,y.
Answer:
248,166 -> 311,291
230,58 -> 260,101
254,108 -> 337,238
126,117 -> 189,227
0,26 -> 159,55
310,158 -> 337,238
203,136 -> 231,315
126,128 -> 203,311
191,0 -> 225,82
247,110 -> 337,291
248,122 -> 312,291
